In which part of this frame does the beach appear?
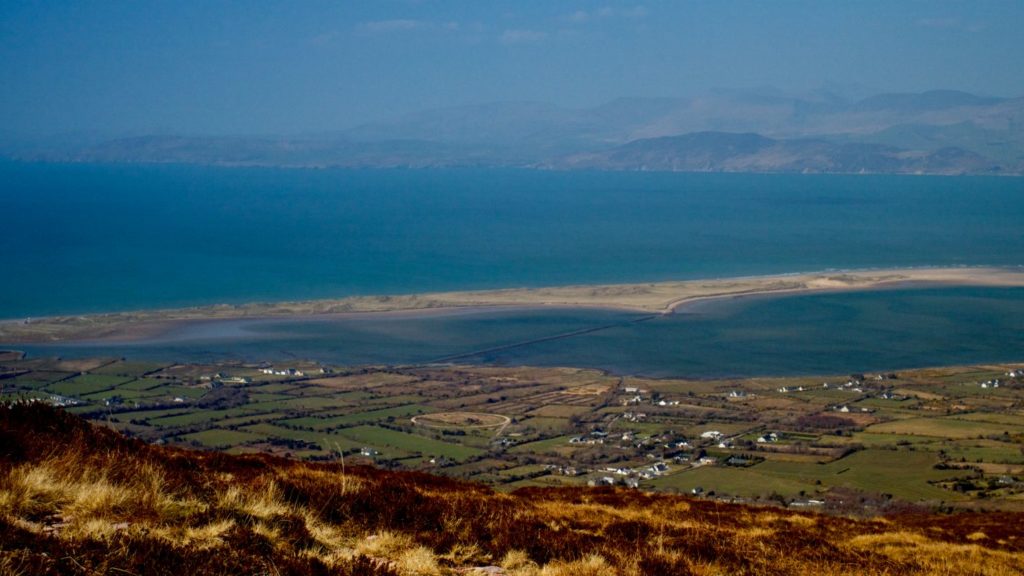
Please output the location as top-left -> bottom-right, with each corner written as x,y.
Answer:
4,266 -> 1024,344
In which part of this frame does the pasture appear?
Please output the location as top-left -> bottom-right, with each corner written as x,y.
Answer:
3,355 -> 1024,509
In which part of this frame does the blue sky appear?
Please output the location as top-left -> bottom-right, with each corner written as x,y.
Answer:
1,1 -> 1022,136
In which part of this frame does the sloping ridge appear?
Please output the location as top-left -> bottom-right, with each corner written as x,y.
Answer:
1,402 -> 1022,575
556,131 -> 1004,174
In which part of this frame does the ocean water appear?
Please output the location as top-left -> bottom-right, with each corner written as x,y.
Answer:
19,287 -> 1024,378
5,163 -> 1024,376
2,162 -> 1024,319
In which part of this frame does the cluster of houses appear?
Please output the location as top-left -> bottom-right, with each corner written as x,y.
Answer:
878,391 -> 905,400
260,367 -> 306,377
563,421 -> 790,489
260,366 -> 332,378
569,429 -> 610,445
1006,369 -> 1023,378
979,379 -> 1001,389
775,375 -> 902,396
544,464 -> 581,476
832,404 -> 873,413
588,461 -> 671,488
821,380 -> 865,393
620,386 -> 682,407
45,394 -> 79,407
621,386 -> 646,406
198,373 -> 249,386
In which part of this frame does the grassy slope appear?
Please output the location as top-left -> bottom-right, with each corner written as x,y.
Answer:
2,403 -> 1024,576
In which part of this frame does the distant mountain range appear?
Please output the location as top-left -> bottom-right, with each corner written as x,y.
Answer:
7,89 -> 1024,175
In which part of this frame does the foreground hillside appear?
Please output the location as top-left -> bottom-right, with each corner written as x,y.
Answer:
1,403 -> 1023,575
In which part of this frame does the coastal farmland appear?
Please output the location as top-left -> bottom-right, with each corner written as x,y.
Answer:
3,353 -> 1024,510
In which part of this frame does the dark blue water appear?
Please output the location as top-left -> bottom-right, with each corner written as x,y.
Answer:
20,287 -> 1024,378
3,162 -> 1023,319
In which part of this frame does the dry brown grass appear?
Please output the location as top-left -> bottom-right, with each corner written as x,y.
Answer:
3,402 -> 1024,575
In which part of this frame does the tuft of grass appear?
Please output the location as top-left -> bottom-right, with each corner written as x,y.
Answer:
500,549 -> 542,575
217,480 -> 290,520
537,554 -> 611,576
395,546 -> 442,576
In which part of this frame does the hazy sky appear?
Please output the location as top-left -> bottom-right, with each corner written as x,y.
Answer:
2,1 -> 1022,137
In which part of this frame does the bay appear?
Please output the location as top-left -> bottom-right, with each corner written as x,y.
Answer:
3,162 -> 1023,318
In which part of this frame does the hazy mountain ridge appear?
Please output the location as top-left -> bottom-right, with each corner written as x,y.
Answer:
10,90 -> 1024,174
548,132 -> 1002,175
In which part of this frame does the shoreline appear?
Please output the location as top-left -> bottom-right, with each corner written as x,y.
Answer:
3,266 -> 1024,344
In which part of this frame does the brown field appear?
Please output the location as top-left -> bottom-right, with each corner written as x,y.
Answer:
526,404 -> 593,418
307,372 -> 422,389
564,382 -> 613,395
411,412 -> 510,429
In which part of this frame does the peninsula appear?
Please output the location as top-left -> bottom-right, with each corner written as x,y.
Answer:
3,267 -> 1023,344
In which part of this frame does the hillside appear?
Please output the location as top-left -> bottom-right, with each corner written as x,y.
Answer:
550,132 -> 1000,174
2,402 -> 1023,575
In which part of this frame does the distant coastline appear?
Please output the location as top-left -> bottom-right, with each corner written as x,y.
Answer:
4,266 -> 1024,345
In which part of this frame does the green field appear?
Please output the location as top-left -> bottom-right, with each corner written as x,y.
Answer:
936,440 -> 1024,464
1,390 -> 53,402
335,425 -> 483,461
240,423 -> 364,452
247,383 -> 301,393
830,431 -> 940,447
6,356 -> 1024,508
109,408 -> 193,423
509,435 -> 578,455
89,362 -> 165,376
248,392 -> 294,402
647,465 -> 817,498
179,429 -> 265,449
47,374 -> 133,397
246,396 -> 357,412
116,378 -> 167,392
755,449 -> 963,501
283,404 -> 432,430
867,416 -> 1024,439
7,372 -> 70,389
148,410 -> 231,427
947,412 -> 1024,426
80,387 -> 165,402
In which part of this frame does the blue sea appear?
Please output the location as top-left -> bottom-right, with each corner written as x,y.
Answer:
4,162 -> 1024,376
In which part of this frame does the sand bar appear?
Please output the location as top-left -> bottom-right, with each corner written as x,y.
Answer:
3,267 -> 1024,344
